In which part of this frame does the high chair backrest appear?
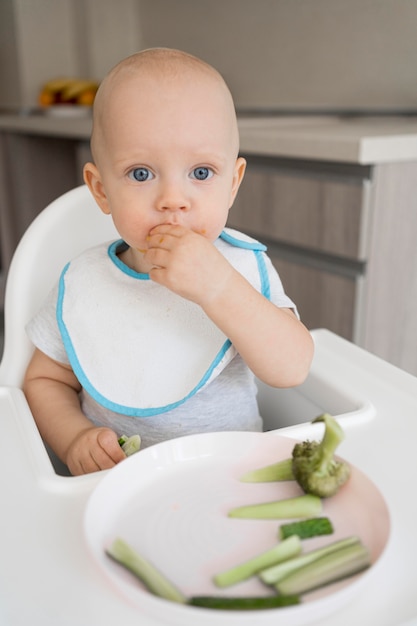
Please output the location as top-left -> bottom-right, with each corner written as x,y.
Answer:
0,185 -> 118,387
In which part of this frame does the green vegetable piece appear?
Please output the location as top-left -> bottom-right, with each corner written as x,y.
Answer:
279,516 -> 333,540
228,494 -> 322,520
274,539 -> 370,596
106,538 -> 186,604
240,458 -> 294,482
214,535 -> 302,588
292,413 -> 351,498
118,434 -> 141,456
259,536 -> 361,585
188,595 -> 300,610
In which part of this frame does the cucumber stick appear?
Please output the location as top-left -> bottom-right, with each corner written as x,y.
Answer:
214,535 -> 302,588
188,595 -> 300,610
118,434 -> 141,456
274,539 -> 371,596
240,458 -> 294,482
260,536 -> 365,586
279,516 -> 333,540
106,538 -> 186,604
228,494 -> 322,520
260,536 -> 359,585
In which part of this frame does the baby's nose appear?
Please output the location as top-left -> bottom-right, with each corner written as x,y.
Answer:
157,181 -> 191,212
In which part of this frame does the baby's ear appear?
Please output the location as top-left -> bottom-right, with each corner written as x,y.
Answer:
83,162 -> 111,215
229,157 -> 246,206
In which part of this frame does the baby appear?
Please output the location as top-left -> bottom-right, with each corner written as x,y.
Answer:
24,48 -> 314,475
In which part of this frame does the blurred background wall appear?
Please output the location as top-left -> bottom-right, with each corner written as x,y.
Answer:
1,0 -> 417,113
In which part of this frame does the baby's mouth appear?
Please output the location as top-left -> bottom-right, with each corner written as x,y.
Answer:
136,226 -> 207,254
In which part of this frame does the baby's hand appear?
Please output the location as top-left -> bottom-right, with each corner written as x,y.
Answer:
145,224 -> 233,306
66,426 -> 126,475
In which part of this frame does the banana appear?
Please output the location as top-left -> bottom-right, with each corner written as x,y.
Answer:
42,77 -> 76,93
62,79 -> 99,101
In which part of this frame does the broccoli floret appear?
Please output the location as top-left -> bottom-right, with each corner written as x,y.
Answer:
291,413 -> 350,498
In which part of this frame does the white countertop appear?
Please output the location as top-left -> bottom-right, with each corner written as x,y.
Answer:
0,110 -> 92,140
1,329 -> 417,626
1,111 -> 417,164
238,115 -> 417,164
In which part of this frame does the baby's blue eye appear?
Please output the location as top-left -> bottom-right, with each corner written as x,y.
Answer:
129,167 -> 153,182
191,167 -> 213,181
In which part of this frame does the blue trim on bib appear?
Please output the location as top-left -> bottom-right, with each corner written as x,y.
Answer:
254,251 -> 271,300
220,229 -> 267,252
220,229 -> 270,299
108,239 -> 150,280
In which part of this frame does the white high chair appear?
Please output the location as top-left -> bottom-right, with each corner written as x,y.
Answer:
0,185 -> 118,388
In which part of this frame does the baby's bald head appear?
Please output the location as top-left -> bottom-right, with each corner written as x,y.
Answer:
90,48 -> 239,166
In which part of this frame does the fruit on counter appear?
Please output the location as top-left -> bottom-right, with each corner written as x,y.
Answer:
239,413 -> 351,498
38,77 -> 99,107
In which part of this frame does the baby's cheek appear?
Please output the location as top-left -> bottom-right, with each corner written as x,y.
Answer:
196,225 -> 222,242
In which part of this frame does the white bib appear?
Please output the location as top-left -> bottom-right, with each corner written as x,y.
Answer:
56,228 -> 270,416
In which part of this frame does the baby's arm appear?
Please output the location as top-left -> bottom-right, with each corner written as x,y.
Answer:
201,274 -> 313,388
23,349 -> 126,475
146,225 -> 314,388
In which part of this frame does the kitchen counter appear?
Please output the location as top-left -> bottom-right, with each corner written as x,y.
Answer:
238,115 -> 417,163
1,111 -> 417,163
0,109 -> 92,140
1,329 -> 417,626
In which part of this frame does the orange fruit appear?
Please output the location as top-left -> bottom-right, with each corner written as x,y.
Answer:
38,90 -> 55,106
77,89 -> 97,106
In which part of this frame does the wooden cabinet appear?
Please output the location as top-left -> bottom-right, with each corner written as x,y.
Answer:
266,256 -> 361,341
228,156 -> 417,376
228,158 -> 371,260
228,156 -> 371,341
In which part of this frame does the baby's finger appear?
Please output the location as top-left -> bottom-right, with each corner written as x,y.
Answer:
88,447 -> 118,472
97,429 -> 126,465
146,229 -> 183,252
143,246 -> 169,269
146,232 -> 171,251
79,455 -> 101,475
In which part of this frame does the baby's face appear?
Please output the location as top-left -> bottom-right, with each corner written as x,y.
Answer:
89,68 -> 245,267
